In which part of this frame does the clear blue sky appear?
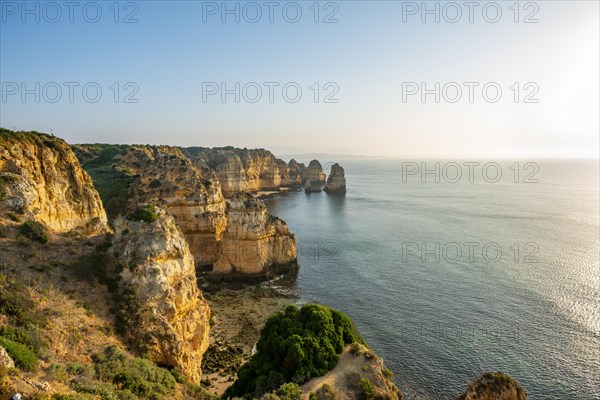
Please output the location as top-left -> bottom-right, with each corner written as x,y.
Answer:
1,1 -> 598,157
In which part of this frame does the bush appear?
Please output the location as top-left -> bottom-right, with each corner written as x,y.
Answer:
90,346 -> 176,399
276,383 -> 302,400
224,304 -> 364,398
0,325 -> 42,354
0,337 -> 38,371
126,204 -> 159,223
20,220 -> 49,243
359,378 -> 375,400
350,342 -> 362,356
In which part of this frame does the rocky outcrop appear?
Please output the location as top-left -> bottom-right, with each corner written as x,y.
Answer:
458,372 -> 527,400
183,148 -> 300,196
213,192 -> 297,281
0,130 -> 109,234
111,206 -> 211,383
113,146 -> 227,267
301,344 -> 402,400
324,163 -> 347,194
282,159 -> 306,188
303,160 -> 326,193
0,346 -> 15,369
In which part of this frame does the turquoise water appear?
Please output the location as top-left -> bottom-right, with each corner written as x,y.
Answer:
264,159 -> 600,400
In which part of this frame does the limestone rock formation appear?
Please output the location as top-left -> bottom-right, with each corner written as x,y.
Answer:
0,129 -> 109,234
458,372 -> 527,400
0,346 -> 15,369
111,206 -> 211,383
303,160 -> 327,193
183,147 -> 294,195
115,146 -> 227,267
324,163 -> 347,194
213,192 -> 298,280
283,159 -> 306,188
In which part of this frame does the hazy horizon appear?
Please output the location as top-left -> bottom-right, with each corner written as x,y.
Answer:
1,1 -> 599,157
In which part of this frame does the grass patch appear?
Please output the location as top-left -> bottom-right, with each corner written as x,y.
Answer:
0,337 -> 38,371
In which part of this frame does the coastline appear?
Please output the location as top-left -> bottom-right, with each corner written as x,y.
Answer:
200,282 -> 298,396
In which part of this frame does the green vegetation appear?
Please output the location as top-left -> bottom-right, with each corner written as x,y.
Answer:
67,345 -> 176,400
75,144 -> 137,221
19,220 -> 49,243
224,304 -> 364,399
358,378 -> 375,400
0,337 -> 38,371
126,204 -> 160,223
0,275 -> 46,328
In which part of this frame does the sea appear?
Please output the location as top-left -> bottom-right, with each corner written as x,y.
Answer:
263,159 -> 600,400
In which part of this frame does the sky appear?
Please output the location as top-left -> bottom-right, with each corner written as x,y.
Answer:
0,0 -> 598,157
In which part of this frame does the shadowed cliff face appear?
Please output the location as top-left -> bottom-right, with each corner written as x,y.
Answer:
0,130 -> 109,234
303,160 -> 327,193
111,206 -> 211,384
324,163 -> 347,194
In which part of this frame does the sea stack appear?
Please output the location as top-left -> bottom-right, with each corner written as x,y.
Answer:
324,163 -> 347,194
303,159 -> 326,193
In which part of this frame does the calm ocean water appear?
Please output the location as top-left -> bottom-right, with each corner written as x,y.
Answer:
263,159 -> 600,400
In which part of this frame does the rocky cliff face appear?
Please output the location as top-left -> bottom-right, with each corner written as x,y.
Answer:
458,372 -> 527,400
105,146 -> 228,267
324,163 -> 347,194
111,206 -> 211,383
183,147 -> 302,196
303,160 -> 327,193
213,192 -> 298,280
75,144 -> 299,279
0,130 -> 109,234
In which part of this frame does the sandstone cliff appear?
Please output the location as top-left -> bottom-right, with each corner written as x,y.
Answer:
213,192 -> 298,281
183,147 -> 305,196
324,163 -> 347,194
111,205 -> 211,383
458,372 -> 527,400
0,129 -> 109,234
119,146 -> 228,267
303,159 -> 327,193
75,144 -> 299,279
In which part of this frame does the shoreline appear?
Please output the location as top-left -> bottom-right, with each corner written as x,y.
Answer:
199,281 -> 299,396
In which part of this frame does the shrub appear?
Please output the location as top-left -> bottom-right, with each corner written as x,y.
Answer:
126,204 -> 159,223
90,346 -> 176,399
276,383 -> 302,400
0,325 -> 42,354
350,342 -> 362,356
0,337 -> 38,371
359,378 -> 375,400
20,220 -> 49,243
224,304 -> 364,398
7,213 -> 19,222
